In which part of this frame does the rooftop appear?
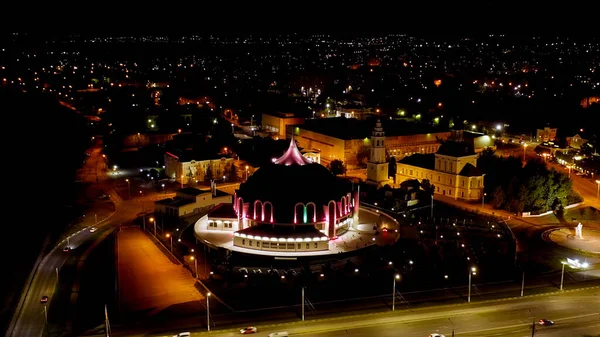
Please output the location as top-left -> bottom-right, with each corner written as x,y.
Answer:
399,153 -> 435,170
458,163 -> 483,177
436,140 -> 475,157
177,187 -> 211,196
155,197 -> 195,207
299,117 -> 445,140
208,203 -> 237,219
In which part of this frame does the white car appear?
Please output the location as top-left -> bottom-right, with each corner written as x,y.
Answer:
268,332 -> 289,337
89,227 -> 97,233
172,333 -> 190,337
429,334 -> 445,337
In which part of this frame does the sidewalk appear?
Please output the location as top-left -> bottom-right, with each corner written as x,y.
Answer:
433,194 -> 557,227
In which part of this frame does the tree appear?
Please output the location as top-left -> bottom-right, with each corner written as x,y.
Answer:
229,163 -> 238,182
205,164 -> 213,181
356,146 -> 370,168
421,179 -> 435,195
328,159 -> 345,176
388,156 -> 397,179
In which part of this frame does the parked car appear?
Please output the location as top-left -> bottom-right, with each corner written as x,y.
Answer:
89,227 -> 97,233
63,246 -> 71,252
539,319 -> 554,326
268,332 -> 289,337
40,296 -> 49,303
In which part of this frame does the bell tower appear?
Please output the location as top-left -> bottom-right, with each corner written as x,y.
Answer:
366,119 -> 390,187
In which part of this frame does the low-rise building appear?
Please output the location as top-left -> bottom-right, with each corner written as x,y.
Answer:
566,134 -> 588,149
536,127 -> 557,142
395,141 -> 484,200
288,118 -> 451,168
154,186 -> 232,218
164,151 -> 234,184
261,112 -> 305,140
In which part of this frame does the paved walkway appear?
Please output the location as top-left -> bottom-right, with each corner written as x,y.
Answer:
117,227 -> 203,314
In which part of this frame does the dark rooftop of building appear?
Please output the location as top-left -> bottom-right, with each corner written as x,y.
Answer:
236,223 -> 327,239
436,141 -> 475,157
177,187 -> 211,196
300,117 -> 447,140
208,203 -> 237,219
399,153 -> 435,169
155,197 -> 195,207
458,163 -> 483,177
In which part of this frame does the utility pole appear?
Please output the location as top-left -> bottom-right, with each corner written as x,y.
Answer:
105,304 -> 111,337
521,271 -> 525,297
448,318 -> 455,337
301,287 -> 305,321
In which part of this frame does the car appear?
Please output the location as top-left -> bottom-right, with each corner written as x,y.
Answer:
429,334 -> 445,337
89,227 -> 97,233
172,333 -> 190,337
40,296 -> 49,303
268,332 -> 289,337
240,326 -> 257,334
539,319 -> 554,325
63,246 -> 71,252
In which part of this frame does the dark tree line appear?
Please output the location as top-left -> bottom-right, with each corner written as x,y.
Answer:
478,149 -> 581,214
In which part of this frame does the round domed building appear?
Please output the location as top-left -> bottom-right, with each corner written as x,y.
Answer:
231,138 -> 359,252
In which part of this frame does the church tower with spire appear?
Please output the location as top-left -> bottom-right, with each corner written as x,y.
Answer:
366,119 -> 390,187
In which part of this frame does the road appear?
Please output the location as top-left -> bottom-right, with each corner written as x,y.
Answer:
6,142 -> 120,337
125,286 -> 600,337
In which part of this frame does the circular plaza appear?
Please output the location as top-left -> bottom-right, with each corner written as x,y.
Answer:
547,225 -> 600,255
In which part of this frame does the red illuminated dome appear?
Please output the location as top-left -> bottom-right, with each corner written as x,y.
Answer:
234,138 -> 358,238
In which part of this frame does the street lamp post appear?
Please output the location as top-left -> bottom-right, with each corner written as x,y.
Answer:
166,233 -> 172,252
448,318 -> 455,337
301,287 -> 305,321
392,274 -> 400,311
180,174 -> 184,188
596,180 -> 599,199
521,271 -> 525,297
523,143 -> 527,162
150,217 -> 155,236
528,309 -> 535,337
481,193 -> 486,209
245,166 -> 249,181
560,261 -> 566,290
125,179 -> 131,199
207,292 -> 211,331
468,267 -> 477,303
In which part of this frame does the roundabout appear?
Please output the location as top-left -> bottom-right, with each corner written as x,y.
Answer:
546,225 -> 600,255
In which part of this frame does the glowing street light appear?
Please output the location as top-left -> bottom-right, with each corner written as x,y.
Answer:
392,274 -> 400,311
560,258 -> 589,290
125,179 -> 131,199
207,292 -> 211,331
165,233 -> 173,252
596,180 -> 599,199
468,267 -> 477,303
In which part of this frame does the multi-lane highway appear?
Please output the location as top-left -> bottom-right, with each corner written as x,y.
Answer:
143,287 -> 600,337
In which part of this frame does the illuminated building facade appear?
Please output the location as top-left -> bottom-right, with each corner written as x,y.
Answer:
230,138 -> 359,252
396,141 -> 484,200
